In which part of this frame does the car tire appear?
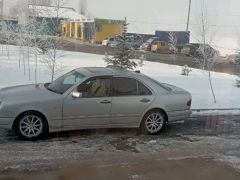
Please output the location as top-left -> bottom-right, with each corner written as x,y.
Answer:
140,110 -> 166,135
14,112 -> 49,140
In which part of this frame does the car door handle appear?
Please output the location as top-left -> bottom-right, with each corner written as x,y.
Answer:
140,98 -> 151,103
100,100 -> 111,104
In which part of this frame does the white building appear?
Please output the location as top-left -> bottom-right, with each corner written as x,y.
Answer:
18,4 -> 93,25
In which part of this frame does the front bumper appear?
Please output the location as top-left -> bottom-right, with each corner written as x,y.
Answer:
0,117 -> 14,129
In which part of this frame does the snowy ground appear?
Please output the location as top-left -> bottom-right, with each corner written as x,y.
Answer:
0,114 -> 240,174
0,45 -> 239,110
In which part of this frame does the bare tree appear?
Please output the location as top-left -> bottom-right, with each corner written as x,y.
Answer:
40,0 -> 67,81
19,26 -> 31,78
0,21 -> 15,60
25,18 -> 50,83
194,0 -> 218,103
168,32 -> 178,65
181,65 -> 192,76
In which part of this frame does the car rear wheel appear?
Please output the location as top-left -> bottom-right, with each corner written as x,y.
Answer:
140,110 -> 166,135
14,112 -> 49,140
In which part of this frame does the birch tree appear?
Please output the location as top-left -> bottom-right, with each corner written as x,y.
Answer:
0,22 -> 13,59
168,32 -> 178,65
194,0 -> 218,103
25,18 -> 50,83
40,0 -> 67,82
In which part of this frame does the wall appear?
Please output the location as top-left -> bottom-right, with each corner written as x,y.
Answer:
94,23 -> 123,43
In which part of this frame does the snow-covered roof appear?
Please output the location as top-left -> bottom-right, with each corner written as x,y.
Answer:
28,5 -> 93,22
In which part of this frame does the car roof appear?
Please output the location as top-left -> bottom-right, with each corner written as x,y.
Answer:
75,67 -> 144,78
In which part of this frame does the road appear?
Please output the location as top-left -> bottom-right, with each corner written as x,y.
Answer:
0,113 -> 240,179
61,39 -> 240,76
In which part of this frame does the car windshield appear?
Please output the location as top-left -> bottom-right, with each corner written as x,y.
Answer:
146,38 -> 154,43
46,71 -> 85,94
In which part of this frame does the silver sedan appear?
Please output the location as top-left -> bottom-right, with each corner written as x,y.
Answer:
0,67 -> 192,140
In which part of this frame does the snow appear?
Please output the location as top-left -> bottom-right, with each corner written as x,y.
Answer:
192,110 -> 240,116
221,156 -> 240,172
0,45 -> 240,110
28,5 -> 92,22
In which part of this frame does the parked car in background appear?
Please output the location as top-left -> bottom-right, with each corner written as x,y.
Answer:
140,37 -> 160,51
126,35 -> 144,50
102,36 -> 120,47
0,67 -> 192,140
103,35 -> 143,50
151,41 -> 171,54
181,43 -> 217,58
101,38 -> 109,46
181,44 -> 198,56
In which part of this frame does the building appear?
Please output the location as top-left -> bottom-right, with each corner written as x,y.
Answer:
126,33 -> 155,42
61,20 -> 94,41
18,5 -> 124,43
18,4 -> 91,35
93,18 -> 124,43
0,17 -> 18,31
62,18 -> 124,43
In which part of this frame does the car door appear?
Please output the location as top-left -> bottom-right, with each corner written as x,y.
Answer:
110,77 -> 154,127
63,76 -> 112,129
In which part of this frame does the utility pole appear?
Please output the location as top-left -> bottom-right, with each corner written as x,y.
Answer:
0,0 -> 3,30
186,0 -> 191,31
0,0 -> 3,19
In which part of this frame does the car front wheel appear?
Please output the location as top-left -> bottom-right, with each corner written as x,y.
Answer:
14,112 -> 49,140
140,110 -> 166,135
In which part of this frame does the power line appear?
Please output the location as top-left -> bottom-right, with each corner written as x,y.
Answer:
128,20 -> 240,29
199,13 -> 240,17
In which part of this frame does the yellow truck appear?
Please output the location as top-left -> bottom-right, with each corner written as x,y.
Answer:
151,41 -> 171,54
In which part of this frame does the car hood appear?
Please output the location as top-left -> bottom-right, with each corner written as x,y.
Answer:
0,84 -> 60,102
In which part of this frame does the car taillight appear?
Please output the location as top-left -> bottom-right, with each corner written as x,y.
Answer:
187,99 -> 192,107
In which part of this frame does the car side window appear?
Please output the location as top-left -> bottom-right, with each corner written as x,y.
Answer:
113,77 -> 137,96
113,77 -> 152,96
78,77 -> 111,98
137,81 -> 152,95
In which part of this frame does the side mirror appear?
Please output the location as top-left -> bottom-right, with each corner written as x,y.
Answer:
72,91 -> 82,98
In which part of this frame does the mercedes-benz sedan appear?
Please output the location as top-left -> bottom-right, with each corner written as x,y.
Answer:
0,67 -> 192,140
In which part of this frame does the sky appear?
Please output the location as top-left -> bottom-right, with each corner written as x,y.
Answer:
4,0 -> 240,55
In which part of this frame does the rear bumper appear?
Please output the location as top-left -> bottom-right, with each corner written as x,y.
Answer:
167,109 -> 192,122
0,117 -> 14,129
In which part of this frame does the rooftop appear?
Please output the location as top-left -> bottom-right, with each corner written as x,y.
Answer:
28,5 -> 93,22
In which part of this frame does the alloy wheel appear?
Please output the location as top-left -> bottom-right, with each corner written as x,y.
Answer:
145,112 -> 164,134
19,115 -> 43,138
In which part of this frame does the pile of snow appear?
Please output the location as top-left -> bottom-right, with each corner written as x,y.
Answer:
0,45 -> 240,110
192,110 -> 240,116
